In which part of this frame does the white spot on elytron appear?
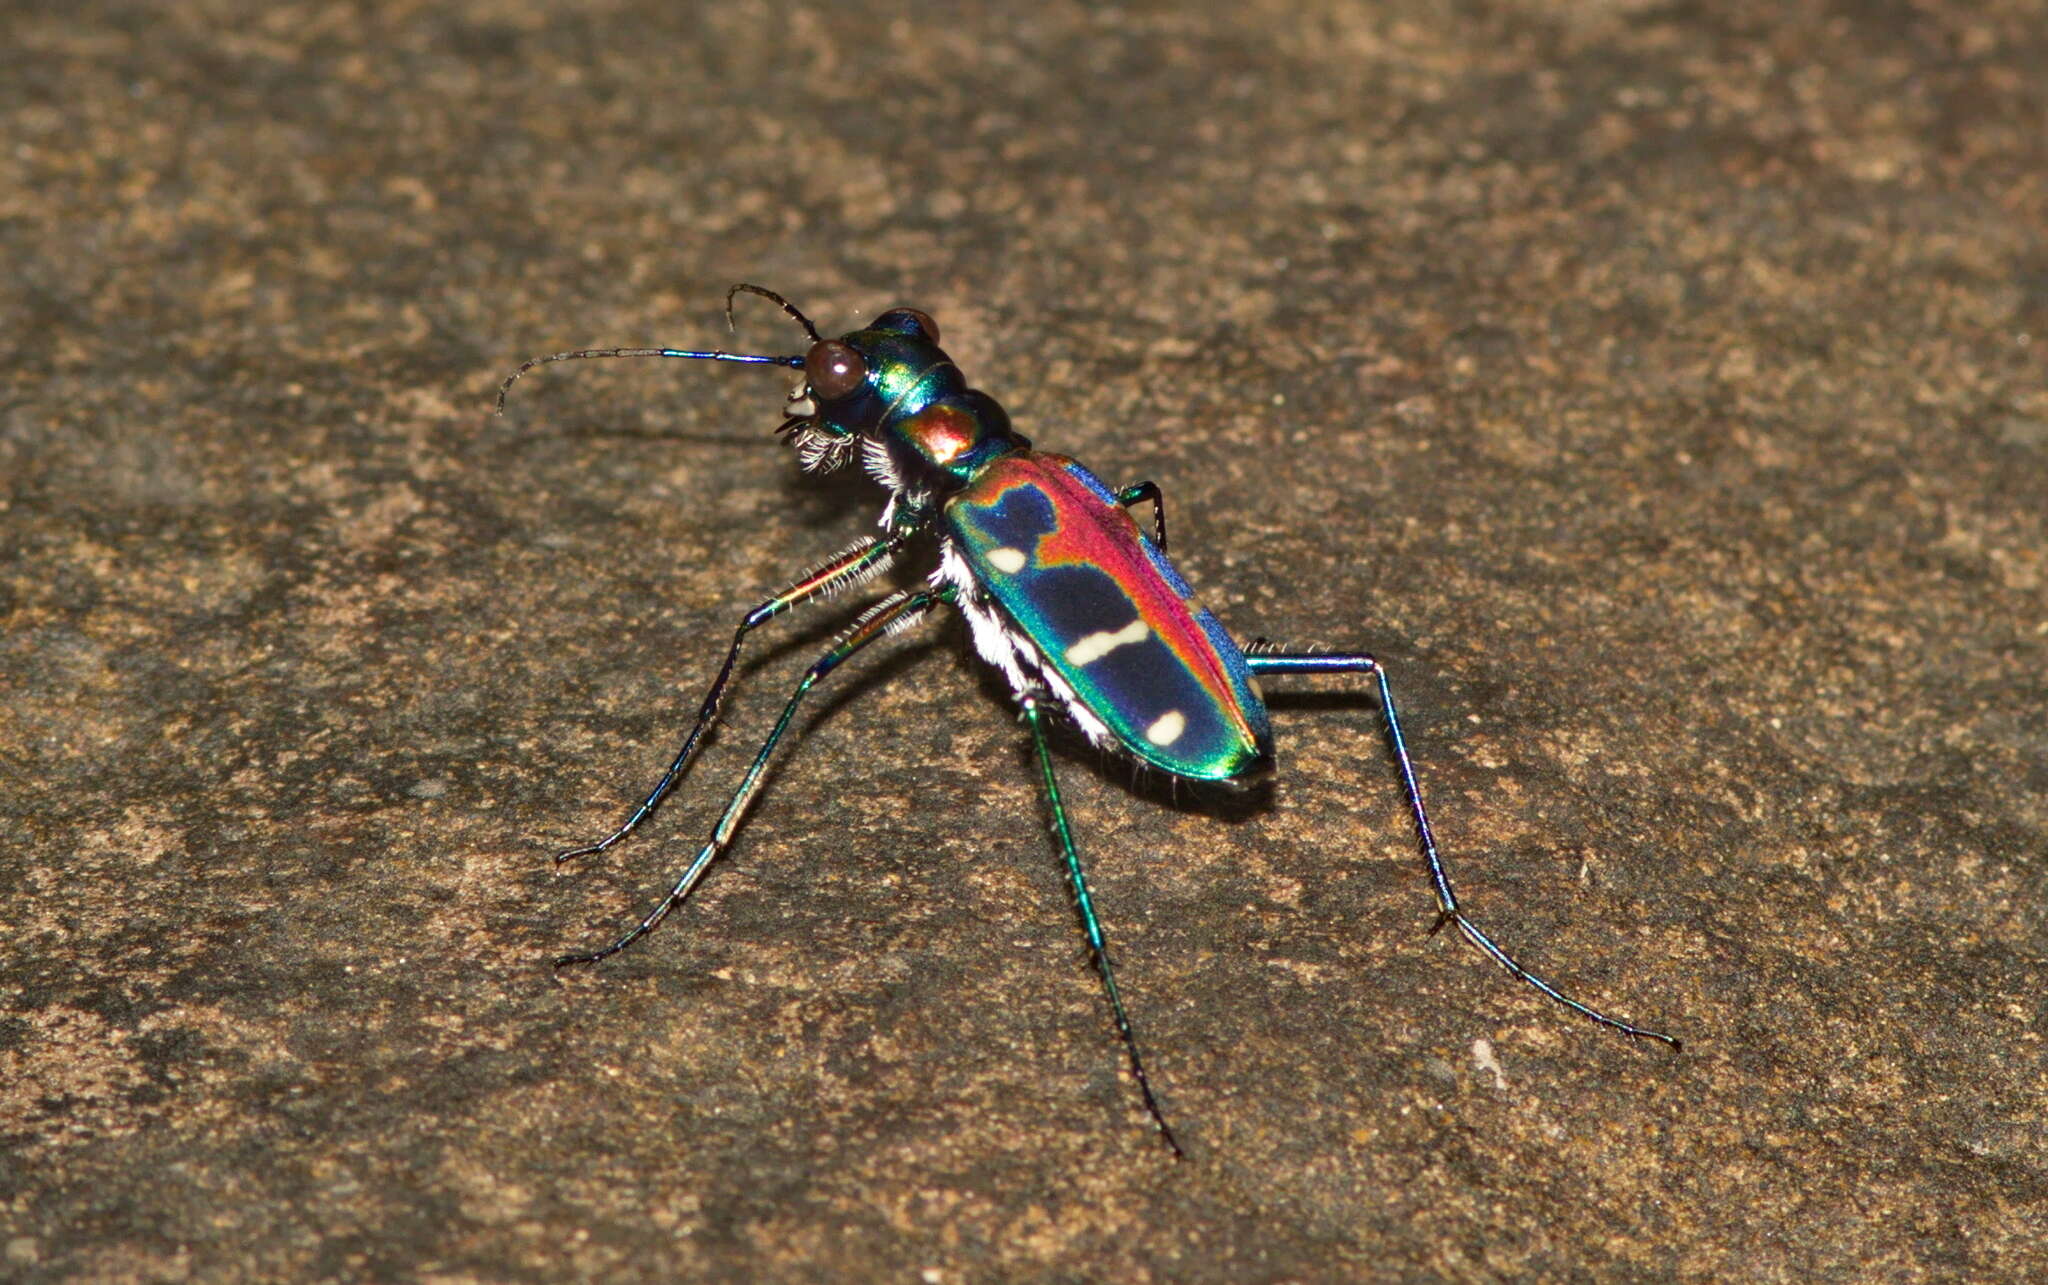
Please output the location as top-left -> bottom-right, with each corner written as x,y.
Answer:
1064,618 -> 1149,666
987,546 -> 1027,573
1144,710 -> 1187,746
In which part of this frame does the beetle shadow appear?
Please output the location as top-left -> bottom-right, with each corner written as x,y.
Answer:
491,401 -> 769,450
1259,687 -> 1387,720
549,423 -> 760,447
1085,685 -> 1395,821
777,460 -> 884,534
491,391 -> 881,530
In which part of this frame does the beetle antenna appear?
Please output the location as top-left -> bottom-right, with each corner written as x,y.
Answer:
727,282 -> 823,344
495,346 -> 803,414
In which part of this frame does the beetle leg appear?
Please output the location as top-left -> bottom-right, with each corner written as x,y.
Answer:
1245,649 -> 1680,1050
559,584 -> 953,965
1115,480 -> 1167,551
555,533 -> 909,865
1020,692 -> 1186,1158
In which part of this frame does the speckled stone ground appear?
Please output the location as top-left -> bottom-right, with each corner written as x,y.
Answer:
4,2 -> 2044,1280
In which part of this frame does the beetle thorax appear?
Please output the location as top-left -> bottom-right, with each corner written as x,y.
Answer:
881,390 -> 1026,487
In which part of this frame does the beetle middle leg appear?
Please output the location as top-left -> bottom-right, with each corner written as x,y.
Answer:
1115,480 -> 1167,550
1020,691 -> 1185,1157
559,583 -> 950,965
1244,647 -> 1679,1049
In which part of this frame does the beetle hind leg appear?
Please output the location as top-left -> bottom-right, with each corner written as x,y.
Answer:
1244,647 -> 1680,1050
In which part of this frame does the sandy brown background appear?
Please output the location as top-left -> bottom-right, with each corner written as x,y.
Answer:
4,1 -> 2044,1280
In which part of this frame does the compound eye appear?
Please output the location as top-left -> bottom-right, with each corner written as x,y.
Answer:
875,308 -> 940,345
805,340 -> 868,401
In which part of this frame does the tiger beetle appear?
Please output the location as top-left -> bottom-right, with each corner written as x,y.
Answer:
498,284 -> 1678,1157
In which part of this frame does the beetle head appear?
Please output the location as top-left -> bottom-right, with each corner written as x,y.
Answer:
781,307 -> 956,473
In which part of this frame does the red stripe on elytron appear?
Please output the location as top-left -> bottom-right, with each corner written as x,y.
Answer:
975,456 -> 1258,748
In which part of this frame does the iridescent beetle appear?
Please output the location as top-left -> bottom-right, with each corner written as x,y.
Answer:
499,285 -> 1677,1155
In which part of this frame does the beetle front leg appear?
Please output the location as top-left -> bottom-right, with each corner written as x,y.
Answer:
1245,647 -> 1680,1050
559,584 -> 954,965
555,532 -> 908,864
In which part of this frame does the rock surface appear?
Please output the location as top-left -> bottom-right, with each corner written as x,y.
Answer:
3,2 -> 2043,1279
